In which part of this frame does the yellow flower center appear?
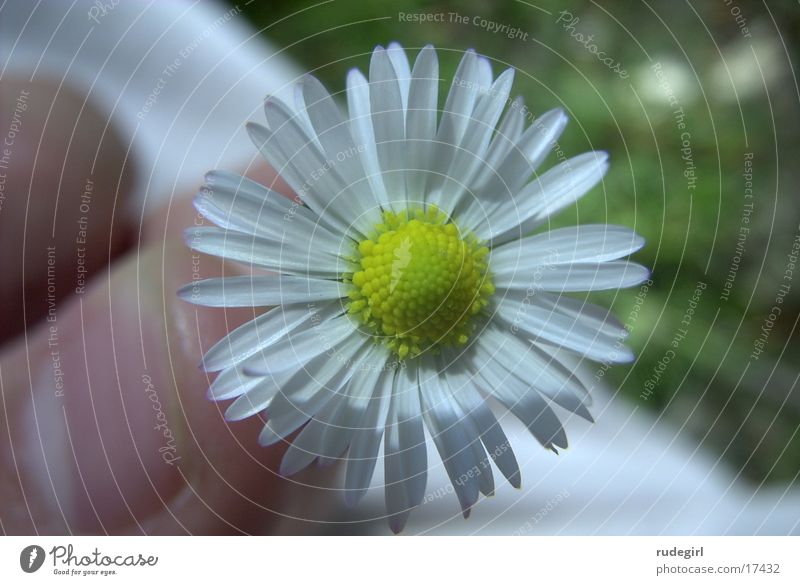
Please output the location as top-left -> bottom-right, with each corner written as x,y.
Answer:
347,206 -> 494,360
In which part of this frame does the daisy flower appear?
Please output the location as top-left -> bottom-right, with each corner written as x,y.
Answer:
179,43 -> 648,533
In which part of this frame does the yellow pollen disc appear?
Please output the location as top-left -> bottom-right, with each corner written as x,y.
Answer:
347,206 -> 495,360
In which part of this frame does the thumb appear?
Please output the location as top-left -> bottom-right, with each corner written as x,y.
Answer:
0,179 -> 338,535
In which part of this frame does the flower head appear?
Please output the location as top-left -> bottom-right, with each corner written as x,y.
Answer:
348,205 -> 495,359
179,43 -> 648,533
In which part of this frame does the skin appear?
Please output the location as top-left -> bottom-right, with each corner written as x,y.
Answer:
0,77 -> 337,535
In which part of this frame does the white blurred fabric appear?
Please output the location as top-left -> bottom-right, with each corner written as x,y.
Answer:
3,0 -> 796,535
1,0 -> 299,213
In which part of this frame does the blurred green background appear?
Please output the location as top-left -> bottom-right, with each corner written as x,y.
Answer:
227,0 -> 800,484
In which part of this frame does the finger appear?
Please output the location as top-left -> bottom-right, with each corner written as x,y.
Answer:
0,175 -> 338,535
0,76 -> 134,345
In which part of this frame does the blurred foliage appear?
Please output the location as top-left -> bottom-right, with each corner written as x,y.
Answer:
228,0 -> 800,484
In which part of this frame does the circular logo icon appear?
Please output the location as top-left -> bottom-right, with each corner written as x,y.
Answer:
20,545 -> 46,573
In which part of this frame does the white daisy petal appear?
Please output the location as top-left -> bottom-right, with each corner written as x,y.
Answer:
464,108 -> 569,228
499,152 -> 611,244
257,390 -> 335,447
299,75 -> 381,233
316,345 -> 390,465
384,363 -> 427,532
445,68 -> 516,217
279,391 -> 348,477
241,313 -> 356,376
496,260 -> 651,292
281,343 -> 381,473
207,366 -> 264,401
405,44 -> 439,199
344,362 -> 394,507
257,335 -> 368,446
499,108 -> 569,190
193,192 -> 323,249
347,68 -> 390,209
476,326 -> 594,422
383,399 -> 411,533
313,397 -> 356,466
386,41 -> 411,113
200,302 -> 329,372
177,275 -> 344,307
470,96 -> 526,192
493,384 -> 568,453
469,68 -> 516,150
474,151 -> 610,244
471,341 -> 568,452
247,113 -> 356,236
530,342 -> 595,406
224,373 -> 288,422
192,194 -> 347,262
524,339 -> 597,406
203,169 -> 274,200
275,333 -> 366,407
198,171 -> 345,247
369,46 -> 408,208
443,365 -> 521,487
418,358 -> 481,517
192,188 -> 267,237
184,226 -> 350,277
491,224 -> 646,272
314,400 -> 356,467
475,56 -> 494,92
438,358 -> 494,497
292,82 -> 321,150
427,49 -> 480,207
532,292 -> 628,340
300,75 -> 357,169
394,364 -> 428,507
224,309 -> 358,420
495,291 -> 634,363
437,49 -> 480,146
535,381 -> 594,422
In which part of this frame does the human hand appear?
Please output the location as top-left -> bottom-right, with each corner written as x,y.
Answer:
0,76 -> 336,535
